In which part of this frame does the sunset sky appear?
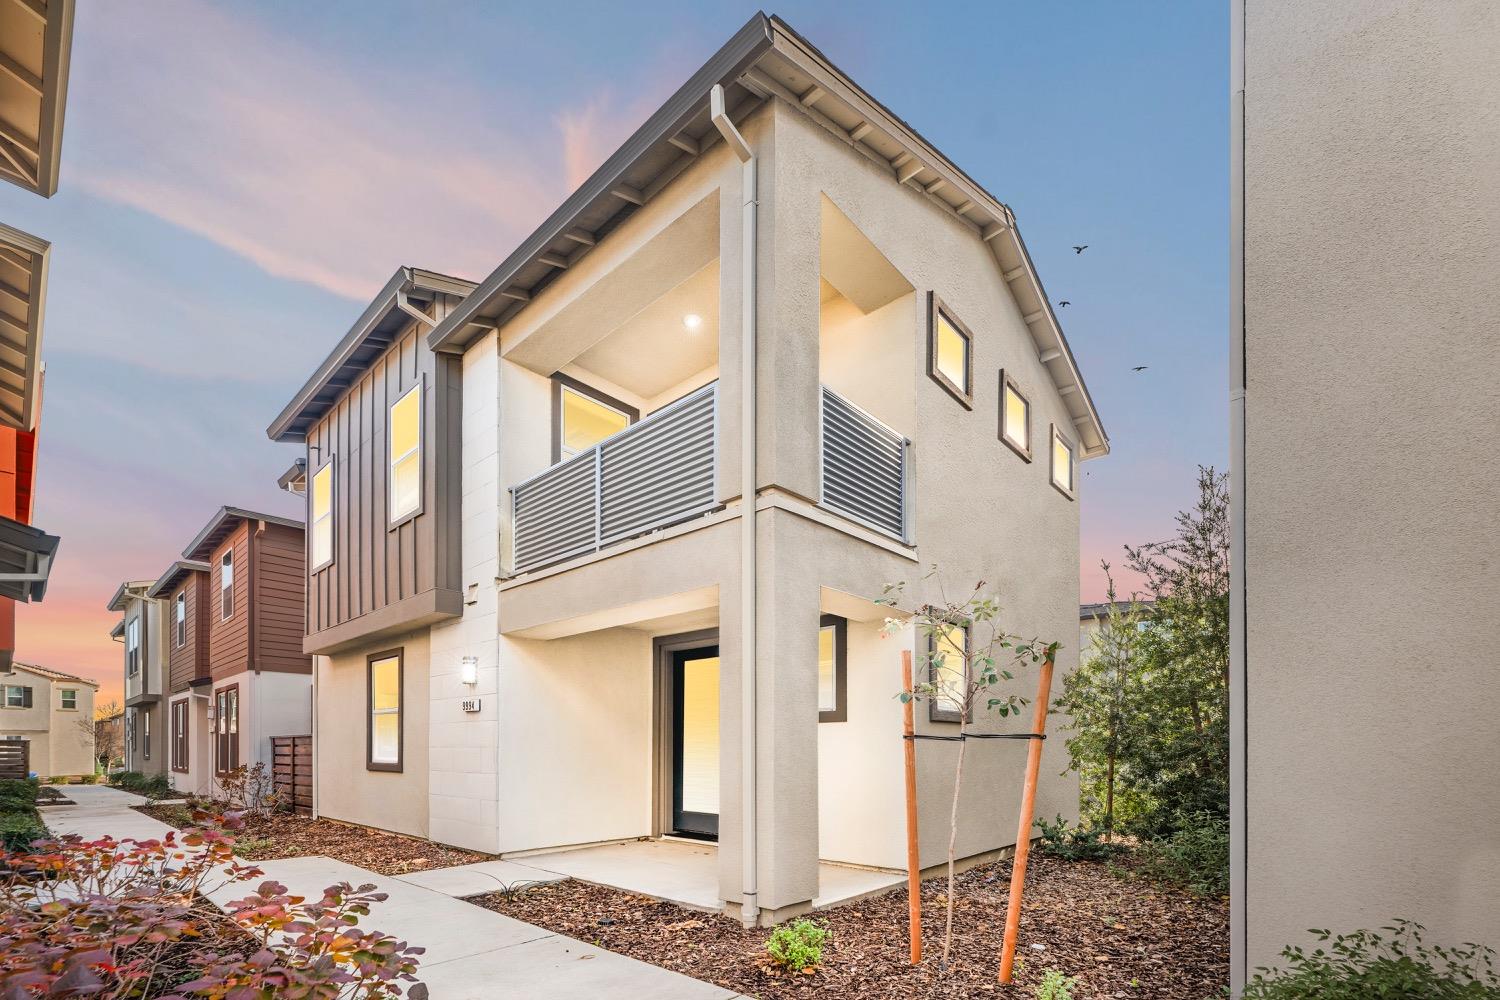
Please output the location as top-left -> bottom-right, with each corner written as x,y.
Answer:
0,1 -> 1227,704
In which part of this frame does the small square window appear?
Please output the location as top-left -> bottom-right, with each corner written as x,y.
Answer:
927,293 -> 974,408
999,370 -> 1031,461
1050,424 -> 1077,500
60,689 -> 77,710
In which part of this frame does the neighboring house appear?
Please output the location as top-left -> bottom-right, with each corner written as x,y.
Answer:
145,559 -> 213,797
270,13 -> 1106,926
0,662 -> 96,779
1232,0 -> 1500,987
108,580 -> 167,776
0,0 -> 74,672
1077,600 -> 1154,659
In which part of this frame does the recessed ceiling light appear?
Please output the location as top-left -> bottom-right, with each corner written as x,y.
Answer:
683,313 -> 704,332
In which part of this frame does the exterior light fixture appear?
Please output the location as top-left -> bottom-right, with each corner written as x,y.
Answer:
682,313 -> 703,332
460,656 -> 479,686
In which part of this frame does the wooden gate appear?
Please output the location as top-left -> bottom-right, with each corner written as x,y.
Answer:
270,735 -> 312,815
0,739 -> 29,780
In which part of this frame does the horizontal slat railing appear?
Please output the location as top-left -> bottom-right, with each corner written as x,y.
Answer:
820,385 -> 911,542
511,382 -> 718,573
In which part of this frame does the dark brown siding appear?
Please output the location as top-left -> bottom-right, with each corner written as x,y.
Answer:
167,571 -> 210,693
207,523 -> 251,679
253,522 -> 311,674
303,310 -> 463,645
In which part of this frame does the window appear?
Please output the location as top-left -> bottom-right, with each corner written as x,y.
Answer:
999,370 -> 1031,461
818,615 -> 847,723
3,685 -> 30,708
553,375 -> 636,462
126,713 -> 135,753
60,689 -> 77,711
1050,424 -> 1077,500
928,293 -> 974,408
311,458 -> 334,568
389,383 -> 421,524
220,551 -> 234,620
126,618 -> 140,675
174,592 -> 186,648
215,686 -> 239,773
142,710 -> 151,760
927,622 -> 969,724
171,700 -> 189,772
368,651 -> 403,771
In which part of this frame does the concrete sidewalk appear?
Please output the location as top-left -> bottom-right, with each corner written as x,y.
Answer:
39,787 -> 744,999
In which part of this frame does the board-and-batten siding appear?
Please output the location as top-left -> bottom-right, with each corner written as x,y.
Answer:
167,572 -> 210,693
303,315 -> 462,642
254,523 -> 311,673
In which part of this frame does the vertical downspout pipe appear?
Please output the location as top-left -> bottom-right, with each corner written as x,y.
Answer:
1228,0 -> 1248,993
711,82 -> 759,929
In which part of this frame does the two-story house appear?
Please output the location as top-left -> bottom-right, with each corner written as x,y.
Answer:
113,507 -> 312,793
0,662 -> 95,779
270,13 -> 1106,927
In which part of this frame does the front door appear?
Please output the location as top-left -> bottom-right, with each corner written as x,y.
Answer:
671,644 -> 720,839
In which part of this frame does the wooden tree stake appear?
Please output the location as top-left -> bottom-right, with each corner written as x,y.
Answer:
902,649 -> 922,965
998,650 -> 1057,983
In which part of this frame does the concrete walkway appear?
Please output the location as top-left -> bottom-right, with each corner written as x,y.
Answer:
38,787 -> 742,999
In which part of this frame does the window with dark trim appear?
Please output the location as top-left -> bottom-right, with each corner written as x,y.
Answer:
310,458 -> 334,569
220,551 -> 235,620
367,651 -> 403,772
126,618 -> 140,676
927,622 -> 970,724
174,591 -> 186,648
2,684 -> 30,708
1050,423 -> 1077,500
171,699 -> 189,772
818,614 -> 848,723
999,370 -> 1032,461
927,292 -> 974,408
551,374 -> 638,463
141,710 -> 151,760
214,686 -> 239,774
389,382 -> 422,526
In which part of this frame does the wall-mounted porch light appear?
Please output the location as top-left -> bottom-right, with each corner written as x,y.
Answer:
460,656 -> 479,686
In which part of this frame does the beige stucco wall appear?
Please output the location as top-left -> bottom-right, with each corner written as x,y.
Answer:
1244,0 -> 1500,966
168,693 -> 213,798
1,671 -> 96,778
315,631 -> 430,838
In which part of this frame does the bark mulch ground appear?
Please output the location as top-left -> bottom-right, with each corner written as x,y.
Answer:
471,854 -> 1228,1000
135,804 -> 491,876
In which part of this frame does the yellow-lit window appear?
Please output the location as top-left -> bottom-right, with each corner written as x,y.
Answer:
368,653 -> 402,771
1000,371 -> 1031,460
389,384 -> 421,523
928,295 -> 973,406
928,622 -> 968,723
311,460 -> 334,568
1051,425 -> 1076,499
560,385 -> 630,460
818,615 -> 847,722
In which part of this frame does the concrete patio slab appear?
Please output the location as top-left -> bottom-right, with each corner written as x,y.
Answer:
395,857 -> 564,898
812,862 -> 905,909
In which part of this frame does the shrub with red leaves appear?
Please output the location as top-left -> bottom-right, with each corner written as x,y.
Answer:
0,809 -> 424,998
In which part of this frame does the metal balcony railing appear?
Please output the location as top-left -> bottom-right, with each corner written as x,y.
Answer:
819,385 -> 911,543
509,382 -> 718,573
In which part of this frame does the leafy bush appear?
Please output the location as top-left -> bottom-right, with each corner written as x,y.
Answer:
1132,811 -> 1229,896
765,919 -> 830,973
0,810 -> 45,852
0,777 -> 39,811
1034,814 -> 1123,862
1243,920 -> 1500,999
0,808 -> 425,996
1036,968 -> 1078,1000
108,769 -> 175,799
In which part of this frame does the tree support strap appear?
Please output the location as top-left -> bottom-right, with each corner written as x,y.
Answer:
903,733 -> 1046,742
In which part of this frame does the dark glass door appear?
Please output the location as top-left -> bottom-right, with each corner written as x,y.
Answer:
672,645 -> 720,839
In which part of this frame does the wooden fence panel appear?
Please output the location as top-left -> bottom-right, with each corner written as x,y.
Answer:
0,740 -> 29,780
270,735 -> 312,815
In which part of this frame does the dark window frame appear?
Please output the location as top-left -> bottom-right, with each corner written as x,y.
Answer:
171,699 -> 189,773
366,649 -> 404,773
1050,423 -> 1077,500
388,378 -> 425,530
927,292 -> 975,409
141,708 -> 151,760
998,369 -> 1033,462
927,621 -> 970,724
550,373 -> 639,465
219,550 -> 235,621
818,614 -> 848,723
3,684 -> 31,708
214,685 -> 240,775
309,455 -> 336,572
174,590 -> 186,648
126,617 -> 140,676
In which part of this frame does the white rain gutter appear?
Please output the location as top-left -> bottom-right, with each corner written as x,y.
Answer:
711,82 -> 760,929
1229,0 -> 1248,992
395,280 -> 437,330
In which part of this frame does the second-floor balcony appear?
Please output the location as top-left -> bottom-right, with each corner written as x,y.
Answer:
507,381 -> 912,575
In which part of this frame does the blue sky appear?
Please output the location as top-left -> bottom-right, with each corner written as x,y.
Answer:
0,1 -> 1227,698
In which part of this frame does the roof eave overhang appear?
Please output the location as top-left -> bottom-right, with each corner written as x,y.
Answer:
181,506 -> 304,562
0,223 -> 50,432
0,0 -> 73,198
145,559 -> 210,600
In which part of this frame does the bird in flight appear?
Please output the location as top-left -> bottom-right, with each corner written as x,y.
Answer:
1132,365 -> 1149,372
1058,300 -> 1071,308
1073,245 -> 1088,254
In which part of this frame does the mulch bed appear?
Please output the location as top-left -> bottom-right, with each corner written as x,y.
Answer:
135,804 -> 491,876
471,853 -> 1228,1000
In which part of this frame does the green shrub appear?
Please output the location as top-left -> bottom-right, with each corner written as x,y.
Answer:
0,809 -> 46,852
1035,814 -> 1123,862
0,777 -> 39,811
1244,920 -> 1500,999
1035,968 -> 1077,1000
108,770 -> 143,790
1132,811 -> 1228,896
765,919 -> 829,973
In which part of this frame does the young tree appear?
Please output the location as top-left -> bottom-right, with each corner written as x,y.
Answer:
881,572 -> 1052,971
83,699 -> 123,772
